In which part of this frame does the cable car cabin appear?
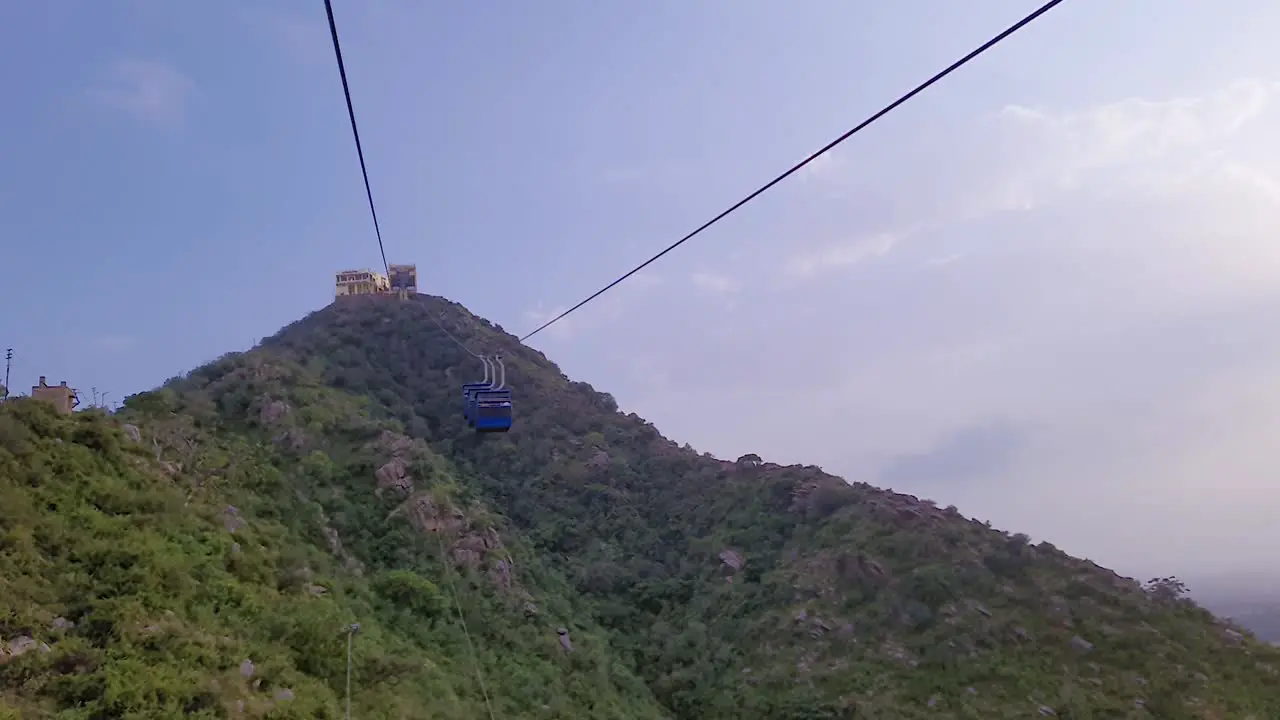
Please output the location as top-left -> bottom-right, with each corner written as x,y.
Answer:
462,382 -> 491,425
474,399 -> 512,433
469,389 -> 511,425
464,384 -> 494,426
473,389 -> 512,433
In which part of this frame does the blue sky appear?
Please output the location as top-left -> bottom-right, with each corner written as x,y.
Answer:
4,0 -> 1280,591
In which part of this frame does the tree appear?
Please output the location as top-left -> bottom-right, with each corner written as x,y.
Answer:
372,569 -> 446,619
1143,576 -> 1190,603
736,453 -> 762,468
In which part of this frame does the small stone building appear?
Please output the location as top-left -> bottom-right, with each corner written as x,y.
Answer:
31,376 -> 79,414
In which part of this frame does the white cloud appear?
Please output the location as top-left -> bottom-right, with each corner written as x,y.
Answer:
786,232 -> 897,277
690,272 -> 739,293
796,149 -> 845,182
520,271 -> 663,345
979,78 -> 1280,215
629,272 -> 665,289
232,6 -> 335,67
88,59 -> 194,124
611,78 -> 1280,582
783,78 -> 1280,310
240,5 -> 328,63
522,305 -> 574,340
836,79 -> 1280,574
995,80 -> 1280,306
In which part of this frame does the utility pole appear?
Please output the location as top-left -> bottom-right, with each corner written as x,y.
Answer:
3,348 -> 11,399
345,623 -> 360,720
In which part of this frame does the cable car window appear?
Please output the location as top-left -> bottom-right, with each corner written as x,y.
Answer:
477,404 -> 511,419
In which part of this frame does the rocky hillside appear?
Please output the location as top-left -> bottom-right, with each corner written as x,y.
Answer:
2,293 -> 1279,718
0,393 -> 662,718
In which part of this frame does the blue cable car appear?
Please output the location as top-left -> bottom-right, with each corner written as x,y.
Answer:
473,388 -> 513,433
462,382 -> 490,426
462,355 -> 513,432
461,356 -> 495,426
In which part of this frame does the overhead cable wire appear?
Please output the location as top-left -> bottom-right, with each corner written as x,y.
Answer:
518,0 -> 1066,343
426,307 -> 485,359
345,623 -> 359,720
323,0 -> 489,363
436,533 -> 497,720
321,5 -> 497,712
323,0 -> 390,276
426,310 -> 489,362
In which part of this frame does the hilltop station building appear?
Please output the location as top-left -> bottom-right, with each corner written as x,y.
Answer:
334,264 -> 418,299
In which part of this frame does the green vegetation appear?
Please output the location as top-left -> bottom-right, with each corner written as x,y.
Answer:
2,293 -> 1279,718
0,385 -> 659,718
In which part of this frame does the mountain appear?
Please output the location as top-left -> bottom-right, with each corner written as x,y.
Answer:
2,293 -> 1279,718
1193,576 -> 1280,644
1200,601 -> 1280,644
1227,607 -> 1280,644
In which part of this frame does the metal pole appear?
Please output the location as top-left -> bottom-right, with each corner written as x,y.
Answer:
4,349 -> 11,398
346,623 -> 359,720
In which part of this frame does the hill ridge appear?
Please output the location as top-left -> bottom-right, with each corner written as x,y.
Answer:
1,293 -> 1277,718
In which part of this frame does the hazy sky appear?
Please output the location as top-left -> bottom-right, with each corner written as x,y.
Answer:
3,1 -> 1279,590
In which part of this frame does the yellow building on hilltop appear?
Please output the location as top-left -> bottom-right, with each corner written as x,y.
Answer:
389,263 -> 418,299
335,269 -> 390,298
